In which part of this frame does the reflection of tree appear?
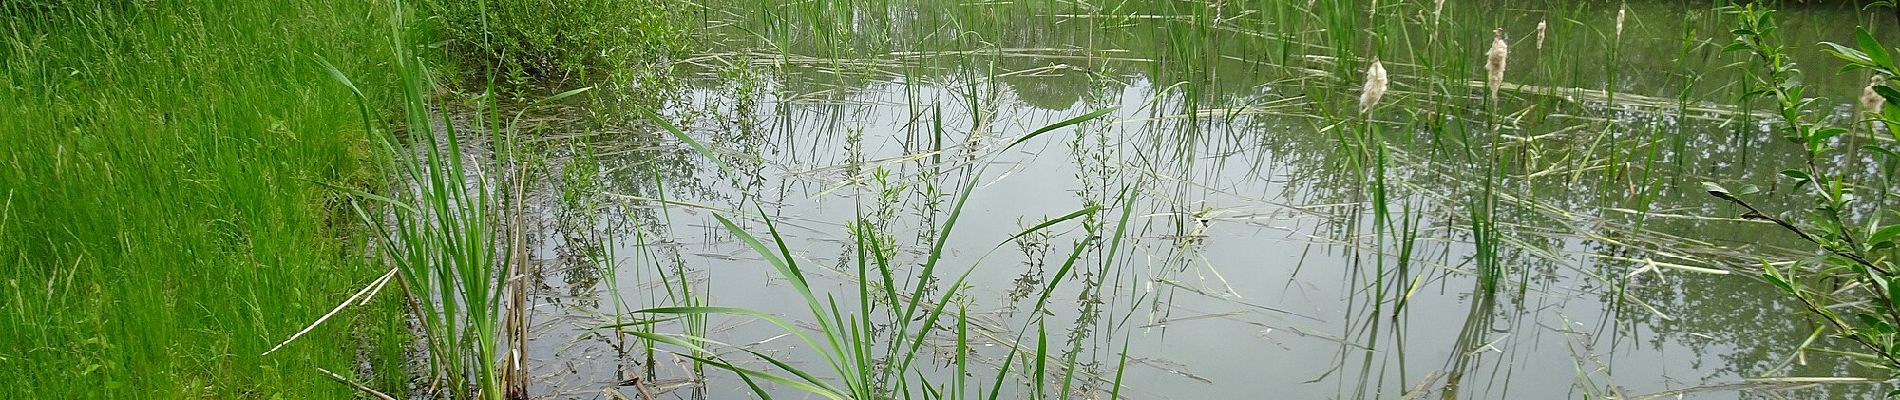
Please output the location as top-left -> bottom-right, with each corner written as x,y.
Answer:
698,0 -> 1890,118
997,66 -> 1090,111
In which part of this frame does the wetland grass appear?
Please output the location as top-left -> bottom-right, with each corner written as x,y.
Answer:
588,106 -> 1126,399
0,1 -> 415,397
17,0 -> 1900,398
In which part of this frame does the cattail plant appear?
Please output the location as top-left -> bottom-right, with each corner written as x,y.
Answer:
1864,74 -> 1888,135
1535,19 -> 1547,49
1615,5 -> 1627,38
1487,28 -> 1508,101
1361,58 -> 1388,114
1427,0 -> 1448,44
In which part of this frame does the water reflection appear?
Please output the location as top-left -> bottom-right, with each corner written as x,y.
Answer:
504,1 -> 1900,398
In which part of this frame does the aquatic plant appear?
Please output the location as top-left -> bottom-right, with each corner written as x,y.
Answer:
1866,75 -> 1888,117
1487,28 -> 1509,101
1360,58 -> 1389,114
1536,19 -> 1547,49
1706,1 -> 1900,373
421,0 -> 688,84
595,106 -> 1126,399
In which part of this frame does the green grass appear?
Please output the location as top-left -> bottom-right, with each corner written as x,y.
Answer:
0,0 -> 416,397
9,0 -> 1897,398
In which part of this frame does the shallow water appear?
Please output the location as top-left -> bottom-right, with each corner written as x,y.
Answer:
507,1 -> 1900,398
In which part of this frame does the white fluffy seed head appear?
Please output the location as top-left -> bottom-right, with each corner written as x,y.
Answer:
1615,5 -> 1627,38
1487,28 -> 1509,100
1535,20 -> 1547,49
1360,59 -> 1389,114
1865,75 -> 1887,114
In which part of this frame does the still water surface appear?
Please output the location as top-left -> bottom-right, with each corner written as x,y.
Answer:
508,2 -> 1898,398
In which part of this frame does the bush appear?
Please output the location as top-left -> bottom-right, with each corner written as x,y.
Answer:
425,0 -> 689,83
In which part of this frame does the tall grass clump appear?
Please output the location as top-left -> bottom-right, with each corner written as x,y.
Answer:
316,3 -> 603,396
0,0 -> 413,397
596,108 -> 1126,399
1705,1 -> 1900,374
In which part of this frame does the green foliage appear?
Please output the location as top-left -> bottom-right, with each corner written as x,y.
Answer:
424,0 -> 690,82
1711,1 -> 1900,377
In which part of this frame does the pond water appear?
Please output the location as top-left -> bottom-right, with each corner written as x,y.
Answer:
504,1 -> 1899,398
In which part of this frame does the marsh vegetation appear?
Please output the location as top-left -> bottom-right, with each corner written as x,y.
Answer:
9,0 -> 1900,399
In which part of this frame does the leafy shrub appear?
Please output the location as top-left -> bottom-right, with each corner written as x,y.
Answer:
425,0 -> 689,82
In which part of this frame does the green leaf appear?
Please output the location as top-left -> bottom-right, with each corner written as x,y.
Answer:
1875,86 -> 1900,109
1888,276 -> 1900,316
678,353 -> 846,400
1764,262 -> 1795,293
536,86 -> 594,104
1824,41 -> 1877,68
1702,181 -> 1736,201
1002,107 -> 1117,152
1781,169 -> 1813,182
1001,204 -> 1101,245
1814,127 -> 1849,142
641,107 -> 735,175
1858,27 -> 1893,70
1871,224 -> 1900,245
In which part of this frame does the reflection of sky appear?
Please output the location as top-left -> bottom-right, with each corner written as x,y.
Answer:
518,1 -> 1896,398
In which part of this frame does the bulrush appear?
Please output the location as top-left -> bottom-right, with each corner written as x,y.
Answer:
1360,58 -> 1389,114
1864,75 -> 1886,113
1487,28 -> 1509,101
1615,5 -> 1627,38
1865,75 -> 1888,135
1535,19 -> 1547,49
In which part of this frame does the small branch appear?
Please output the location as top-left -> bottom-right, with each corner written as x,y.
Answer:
1726,197 -> 1889,276
316,367 -> 398,400
262,267 -> 398,356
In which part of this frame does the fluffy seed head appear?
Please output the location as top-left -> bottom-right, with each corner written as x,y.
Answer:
1360,59 -> 1389,114
1487,28 -> 1509,101
1865,75 -> 1887,114
1615,5 -> 1627,38
1535,19 -> 1547,49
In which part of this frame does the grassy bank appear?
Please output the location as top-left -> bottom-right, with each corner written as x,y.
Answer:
0,1 -> 415,397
